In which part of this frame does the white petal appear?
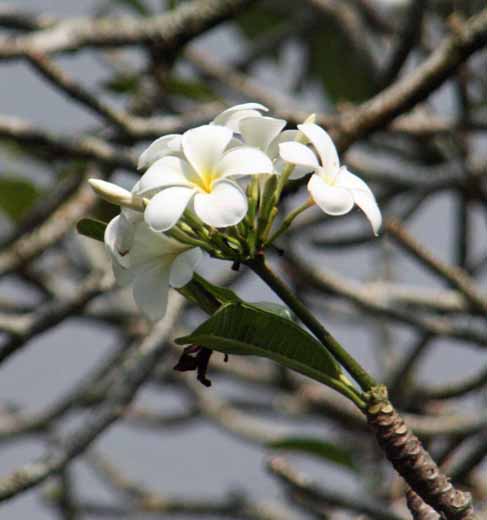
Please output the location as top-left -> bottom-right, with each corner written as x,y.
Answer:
182,124 -> 232,175
144,186 -> 195,232
112,258 -> 133,287
194,181 -> 248,227
289,165 -> 313,180
169,248 -> 204,288
270,130 -> 314,178
105,215 -> 120,254
307,174 -> 354,216
267,129 -> 298,159
216,146 -> 273,178
105,215 -> 132,268
279,142 -> 320,170
137,134 -> 182,170
239,116 -> 286,152
337,168 -> 382,235
129,220 -> 188,267
115,212 -> 137,257
272,158 -> 312,180
335,167 -> 370,192
137,156 -> 193,195
132,262 -> 170,321
213,103 -> 268,131
298,123 -> 339,177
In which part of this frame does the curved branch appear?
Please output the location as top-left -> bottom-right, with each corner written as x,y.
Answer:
0,0 -> 255,60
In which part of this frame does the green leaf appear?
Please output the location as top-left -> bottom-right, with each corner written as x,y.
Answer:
192,273 -> 241,306
267,436 -> 356,471
77,218 -> 107,243
306,17 -> 377,103
251,301 -> 295,321
176,303 -> 343,384
166,76 -> 216,101
0,176 -> 41,221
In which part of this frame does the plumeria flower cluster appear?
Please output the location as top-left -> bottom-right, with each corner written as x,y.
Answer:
89,103 -> 381,320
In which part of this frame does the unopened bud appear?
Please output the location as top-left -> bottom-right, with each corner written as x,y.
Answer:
304,113 -> 316,124
88,179 -> 146,212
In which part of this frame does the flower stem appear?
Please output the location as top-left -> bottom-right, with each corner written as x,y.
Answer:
266,198 -> 314,246
247,255 -> 377,391
167,227 -> 213,253
274,113 -> 316,201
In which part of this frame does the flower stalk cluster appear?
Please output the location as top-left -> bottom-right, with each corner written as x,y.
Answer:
88,102 -> 381,320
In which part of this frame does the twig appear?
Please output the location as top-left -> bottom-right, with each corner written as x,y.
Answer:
86,450 -> 292,519
406,488 -> 441,520
283,250 -> 487,347
0,0 -> 255,60
386,219 -> 486,314
380,0 -> 427,88
25,52 -> 226,139
450,437 -> 487,484
332,8 -> 487,150
0,174 -> 98,277
0,115 -> 136,167
0,295 -> 184,502
0,271 -> 112,365
268,456 -> 406,520
414,365 -> 487,401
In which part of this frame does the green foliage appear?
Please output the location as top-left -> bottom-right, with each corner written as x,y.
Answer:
165,76 -> 216,101
267,436 -> 356,470
110,0 -> 149,15
192,273 -> 241,305
250,301 -> 294,321
176,302 -> 343,385
91,199 -> 120,224
237,4 -> 287,41
0,176 -> 41,221
306,18 -> 376,103
77,218 -> 106,243
236,2 -> 376,103
101,73 -> 140,96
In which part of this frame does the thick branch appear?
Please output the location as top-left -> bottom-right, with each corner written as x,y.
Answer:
0,115 -> 136,167
0,0 -> 255,60
366,385 -> 476,520
332,8 -> 487,149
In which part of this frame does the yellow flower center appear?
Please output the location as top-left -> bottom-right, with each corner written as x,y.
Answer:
195,170 -> 215,193
322,167 -> 340,186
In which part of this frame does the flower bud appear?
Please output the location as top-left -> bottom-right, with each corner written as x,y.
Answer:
88,179 -> 146,212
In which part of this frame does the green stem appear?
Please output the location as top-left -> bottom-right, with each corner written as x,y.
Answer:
275,162 -> 295,201
314,373 -> 366,409
247,256 -> 377,391
179,278 -> 220,314
266,199 -> 313,245
167,227 -> 213,252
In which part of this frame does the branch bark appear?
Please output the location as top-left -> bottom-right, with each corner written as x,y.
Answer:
0,0 -> 255,60
366,385 -> 476,520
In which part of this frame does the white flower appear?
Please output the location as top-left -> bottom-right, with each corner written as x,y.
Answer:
137,103 -> 269,172
105,216 -> 204,321
212,102 -> 269,132
279,123 -> 382,235
138,134 -> 182,171
222,110 -> 310,179
138,124 -> 273,231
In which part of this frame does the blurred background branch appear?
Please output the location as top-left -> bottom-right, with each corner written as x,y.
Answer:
0,0 -> 485,518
